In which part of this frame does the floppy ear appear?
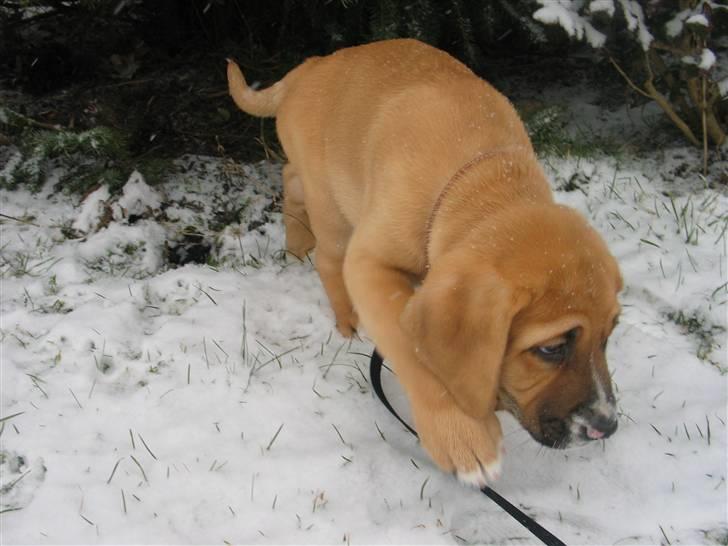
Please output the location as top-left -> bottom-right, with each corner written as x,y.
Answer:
401,263 -> 523,420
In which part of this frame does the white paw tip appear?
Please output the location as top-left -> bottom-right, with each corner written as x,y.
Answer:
484,456 -> 502,482
456,451 -> 503,488
457,469 -> 488,489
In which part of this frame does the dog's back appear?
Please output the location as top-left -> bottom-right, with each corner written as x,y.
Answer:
229,39 -> 541,239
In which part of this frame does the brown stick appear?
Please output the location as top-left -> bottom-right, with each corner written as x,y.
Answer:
702,76 -> 708,176
650,40 -> 690,58
643,53 -> 702,146
643,79 -> 701,146
610,52 -> 701,146
608,57 -> 653,99
704,113 -> 726,147
0,213 -> 40,227
687,77 -> 726,147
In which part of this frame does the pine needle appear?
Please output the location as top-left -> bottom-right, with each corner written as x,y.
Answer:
331,424 -> 349,447
266,423 -> 284,451
706,415 -> 711,445
129,454 -> 148,482
659,524 -> 672,545
0,412 -> 24,424
107,458 -> 124,484
374,422 -> 386,442
68,388 -> 83,409
138,434 -> 158,460
420,477 -> 430,500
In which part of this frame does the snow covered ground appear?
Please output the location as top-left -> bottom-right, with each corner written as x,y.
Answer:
1,141 -> 726,545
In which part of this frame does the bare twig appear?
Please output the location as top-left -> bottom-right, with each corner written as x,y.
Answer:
702,75 -> 708,176
0,213 -> 40,227
608,57 -> 652,99
643,84 -> 701,146
609,54 -> 701,147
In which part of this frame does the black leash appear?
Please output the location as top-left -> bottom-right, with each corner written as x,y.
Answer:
369,349 -> 567,546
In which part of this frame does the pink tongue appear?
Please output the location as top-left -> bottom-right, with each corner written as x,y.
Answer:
587,427 -> 605,440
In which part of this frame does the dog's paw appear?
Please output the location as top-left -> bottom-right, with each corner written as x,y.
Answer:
456,450 -> 502,489
413,394 -> 503,488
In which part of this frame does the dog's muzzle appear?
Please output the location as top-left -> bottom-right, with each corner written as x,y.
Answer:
537,396 -> 618,448
568,398 -> 618,443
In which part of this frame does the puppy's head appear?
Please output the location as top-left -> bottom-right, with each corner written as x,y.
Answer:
402,204 -> 622,449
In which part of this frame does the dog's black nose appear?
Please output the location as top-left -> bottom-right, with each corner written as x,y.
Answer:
586,414 -> 618,440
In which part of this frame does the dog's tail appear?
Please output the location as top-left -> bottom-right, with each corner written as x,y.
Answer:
226,59 -> 285,118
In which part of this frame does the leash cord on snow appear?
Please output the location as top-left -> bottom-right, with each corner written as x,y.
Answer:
369,349 -> 567,546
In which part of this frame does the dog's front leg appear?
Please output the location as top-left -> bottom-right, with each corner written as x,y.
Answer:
343,237 -> 503,487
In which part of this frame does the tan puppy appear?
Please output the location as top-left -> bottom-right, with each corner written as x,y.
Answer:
228,39 -> 622,487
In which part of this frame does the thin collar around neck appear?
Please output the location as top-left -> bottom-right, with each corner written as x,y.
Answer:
423,147 -> 521,270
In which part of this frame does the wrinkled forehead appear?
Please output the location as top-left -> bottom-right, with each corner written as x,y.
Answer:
510,266 -> 621,344
555,261 -> 621,308
503,215 -> 623,292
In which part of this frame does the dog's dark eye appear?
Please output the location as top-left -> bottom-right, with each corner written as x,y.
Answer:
533,342 -> 567,363
532,329 -> 576,363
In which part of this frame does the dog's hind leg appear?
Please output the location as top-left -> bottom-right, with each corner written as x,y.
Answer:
316,247 -> 359,338
298,186 -> 358,337
282,163 -> 316,259
284,163 -> 357,336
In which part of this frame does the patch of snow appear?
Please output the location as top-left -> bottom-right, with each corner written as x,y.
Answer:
71,184 -> 110,234
617,0 -> 653,50
1,140 -> 726,544
668,2 -> 725,37
589,0 -> 615,17
0,452 -> 47,512
699,48 -> 717,70
533,0 -> 607,48
686,13 -> 710,27
111,170 -> 163,222
0,148 -> 23,181
681,49 -> 718,71
666,8 -> 690,37
718,76 -> 728,97
76,220 -> 167,277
